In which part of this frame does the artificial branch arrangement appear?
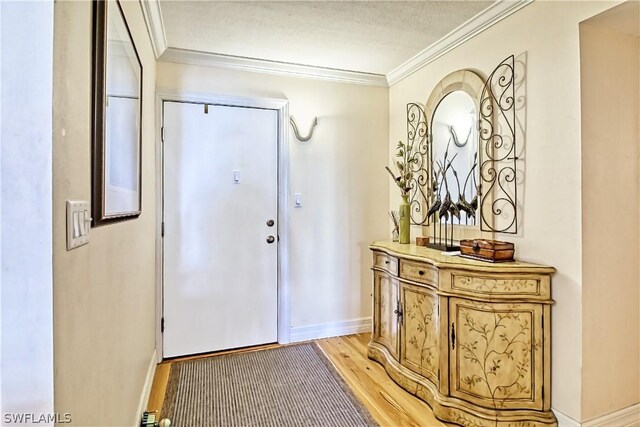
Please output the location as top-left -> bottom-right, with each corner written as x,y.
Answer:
386,141 -> 417,198
386,141 -> 418,244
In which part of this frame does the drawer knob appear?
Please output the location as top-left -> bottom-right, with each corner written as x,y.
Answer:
419,270 -> 425,276
384,260 -> 389,264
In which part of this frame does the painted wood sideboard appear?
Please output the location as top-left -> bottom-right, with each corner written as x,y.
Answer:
369,241 -> 557,427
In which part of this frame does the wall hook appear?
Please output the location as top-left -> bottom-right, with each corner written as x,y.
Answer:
289,116 -> 318,142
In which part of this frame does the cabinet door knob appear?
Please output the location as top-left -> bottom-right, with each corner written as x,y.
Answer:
451,322 -> 456,350
267,219 -> 275,227
266,235 -> 275,244
394,301 -> 403,324
419,270 -> 425,276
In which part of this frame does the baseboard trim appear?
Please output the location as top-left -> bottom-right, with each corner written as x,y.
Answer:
583,404 -> 640,427
553,404 -> 640,427
553,409 -> 581,427
290,317 -> 372,342
134,349 -> 158,427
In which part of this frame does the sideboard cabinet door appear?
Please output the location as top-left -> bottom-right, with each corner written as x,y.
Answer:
449,297 -> 544,411
400,282 -> 439,384
373,271 -> 399,358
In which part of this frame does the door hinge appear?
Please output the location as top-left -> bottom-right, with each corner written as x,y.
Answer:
161,222 -> 165,237
161,317 -> 165,333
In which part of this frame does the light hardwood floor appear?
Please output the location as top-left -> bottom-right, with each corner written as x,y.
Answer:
147,333 -> 446,427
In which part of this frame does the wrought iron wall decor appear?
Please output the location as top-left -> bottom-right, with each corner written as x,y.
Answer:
479,55 -> 518,234
402,56 -> 520,250
290,116 -> 318,142
406,103 -> 430,226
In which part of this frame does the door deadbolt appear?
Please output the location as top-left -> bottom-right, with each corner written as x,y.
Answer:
266,235 -> 275,244
266,219 -> 275,227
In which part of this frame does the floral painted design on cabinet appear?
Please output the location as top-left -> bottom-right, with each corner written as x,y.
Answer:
450,298 -> 543,411
453,275 -> 539,295
375,272 -> 398,358
401,284 -> 439,383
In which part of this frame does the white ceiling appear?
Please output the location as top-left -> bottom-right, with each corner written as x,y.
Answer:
159,1 -> 496,75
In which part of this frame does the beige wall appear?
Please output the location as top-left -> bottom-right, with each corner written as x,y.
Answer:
580,19 -> 640,421
388,0 -> 622,421
156,63 -> 389,331
53,1 -> 157,426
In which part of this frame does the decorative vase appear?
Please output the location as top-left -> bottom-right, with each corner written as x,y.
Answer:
399,194 -> 410,244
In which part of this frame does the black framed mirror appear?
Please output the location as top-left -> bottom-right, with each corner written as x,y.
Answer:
92,0 -> 143,226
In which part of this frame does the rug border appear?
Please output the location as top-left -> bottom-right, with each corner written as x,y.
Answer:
310,342 -> 380,427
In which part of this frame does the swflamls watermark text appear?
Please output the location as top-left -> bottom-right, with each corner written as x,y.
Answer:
3,413 -> 72,424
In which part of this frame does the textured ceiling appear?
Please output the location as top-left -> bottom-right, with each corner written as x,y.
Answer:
159,1 -> 495,75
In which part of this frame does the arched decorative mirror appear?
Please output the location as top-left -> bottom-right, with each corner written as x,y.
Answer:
423,70 -> 486,250
402,56 -> 519,248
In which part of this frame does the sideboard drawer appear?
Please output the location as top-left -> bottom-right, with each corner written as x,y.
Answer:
373,252 -> 398,275
443,272 -> 550,300
400,260 -> 438,285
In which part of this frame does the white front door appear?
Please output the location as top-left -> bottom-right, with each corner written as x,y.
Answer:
163,101 -> 279,358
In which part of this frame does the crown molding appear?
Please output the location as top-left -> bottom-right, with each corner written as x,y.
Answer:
159,47 -> 389,87
386,0 -> 534,86
148,0 -> 531,87
140,0 -> 167,59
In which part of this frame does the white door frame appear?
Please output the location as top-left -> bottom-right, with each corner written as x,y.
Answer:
155,89 -> 290,362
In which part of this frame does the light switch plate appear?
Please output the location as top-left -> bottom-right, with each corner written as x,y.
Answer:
294,193 -> 302,207
67,200 -> 90,250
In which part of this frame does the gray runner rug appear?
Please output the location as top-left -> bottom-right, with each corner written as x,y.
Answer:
162,343 -> 378,427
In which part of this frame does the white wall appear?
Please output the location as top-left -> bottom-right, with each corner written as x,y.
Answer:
156,62 -> 389,336
53,1 -> 156,425
0,0 -> 54,424
580,11 -> 640,421
388,1 -> 622,422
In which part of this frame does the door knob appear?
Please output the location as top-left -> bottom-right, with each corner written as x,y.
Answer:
266,219 -> 275,227
266,235 -> 275,244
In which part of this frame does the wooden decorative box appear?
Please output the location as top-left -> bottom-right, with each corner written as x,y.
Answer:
459,239 -> 515,262
415,236 -> 429,247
